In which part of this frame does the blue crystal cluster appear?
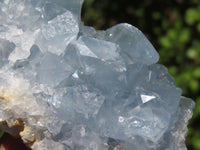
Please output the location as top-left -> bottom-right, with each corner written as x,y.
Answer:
0,0 -> 194,150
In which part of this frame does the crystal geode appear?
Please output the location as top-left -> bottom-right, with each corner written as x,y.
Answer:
0,0 -> 195,150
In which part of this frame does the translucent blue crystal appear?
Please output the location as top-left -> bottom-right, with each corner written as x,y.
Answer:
0,0 -> 194,150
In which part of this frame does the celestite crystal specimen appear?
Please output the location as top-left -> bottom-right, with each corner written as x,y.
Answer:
0,0 -> 195,150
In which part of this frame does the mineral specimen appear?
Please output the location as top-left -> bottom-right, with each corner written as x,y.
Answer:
0,0 -> 195,150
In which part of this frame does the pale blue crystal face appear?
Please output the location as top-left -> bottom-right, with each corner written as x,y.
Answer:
0,0 -> 194,150
105,23 -> 160,65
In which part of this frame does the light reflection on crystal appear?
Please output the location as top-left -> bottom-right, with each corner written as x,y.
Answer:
118,116 -> 125,123
72,70 -> 79,79
140,94 -> 156,103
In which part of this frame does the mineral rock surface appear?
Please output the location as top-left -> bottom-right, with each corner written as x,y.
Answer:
0,0 -> 194,150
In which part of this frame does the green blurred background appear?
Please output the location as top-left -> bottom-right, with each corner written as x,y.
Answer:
81,0 -> 200,149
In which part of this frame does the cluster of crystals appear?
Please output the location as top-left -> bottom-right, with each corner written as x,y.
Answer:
0,0 -> 194,149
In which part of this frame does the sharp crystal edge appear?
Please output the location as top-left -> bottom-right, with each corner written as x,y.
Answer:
0,0 -> 195,150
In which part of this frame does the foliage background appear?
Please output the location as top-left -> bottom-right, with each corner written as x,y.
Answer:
81,0 -> 200,149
